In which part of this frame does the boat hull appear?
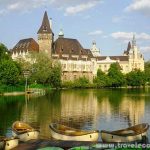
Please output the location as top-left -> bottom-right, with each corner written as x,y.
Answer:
12,130 -> 39,142
0,141 -> 4,150
50,128 -> 99,141
101,130 -> 147,143
5,138 -> 19,150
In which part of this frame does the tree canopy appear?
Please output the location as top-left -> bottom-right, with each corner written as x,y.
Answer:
0,43 -> 11,61
0,59 -> 20,85
17,52 -> 62,88
108,63 -> 125,87
145,61 -> 150,84
0,44 -> 20,85
126,70 -> 146,86
93,69 -> 111,87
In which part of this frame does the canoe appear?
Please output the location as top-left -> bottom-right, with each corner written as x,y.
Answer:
49,123 -> 99,141
37,147 -> 64,150
0,137 -> 5,149
4,137 -> 19,150
0,136 -> 19,150
101,123 -> 149,142
12,121 -> 40,142
69,146 -> 90,150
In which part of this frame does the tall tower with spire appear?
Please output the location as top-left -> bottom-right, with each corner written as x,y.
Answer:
37,11 -> 54,56
132,34 -> 136,47
128,34 -> 144,71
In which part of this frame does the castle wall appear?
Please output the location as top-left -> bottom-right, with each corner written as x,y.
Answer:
38,33 -> 53,56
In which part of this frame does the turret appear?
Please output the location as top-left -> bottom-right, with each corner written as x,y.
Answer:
90,41 -> 100,57
58,28 -> 64,38
37,11 -> 54,56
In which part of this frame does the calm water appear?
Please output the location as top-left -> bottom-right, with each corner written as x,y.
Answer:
0,88 -> 150,141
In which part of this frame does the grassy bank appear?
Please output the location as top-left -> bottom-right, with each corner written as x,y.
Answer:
0,85 -> 25,94
0,84 -> 51,94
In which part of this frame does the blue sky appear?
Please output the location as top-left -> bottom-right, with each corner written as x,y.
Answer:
0,0 -> 150,60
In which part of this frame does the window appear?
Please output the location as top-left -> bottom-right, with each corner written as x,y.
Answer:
73,64 -> 76,69
64,75 -> 67,80
74,75 -> 77,80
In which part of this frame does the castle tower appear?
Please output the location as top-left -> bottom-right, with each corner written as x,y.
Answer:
91,41 -> 100,57
37,11 -> 54,56
128,34 -> 144,71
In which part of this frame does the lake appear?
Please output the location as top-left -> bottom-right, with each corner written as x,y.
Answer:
0,88 -> 150,141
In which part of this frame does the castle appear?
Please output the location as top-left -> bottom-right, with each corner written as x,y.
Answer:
11,11 -> 144,82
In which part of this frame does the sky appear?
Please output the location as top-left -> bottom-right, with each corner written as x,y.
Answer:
0,0 -> 150,60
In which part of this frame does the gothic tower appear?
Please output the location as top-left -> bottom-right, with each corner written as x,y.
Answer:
37,11 -> 54,56
128,34 -> 144,71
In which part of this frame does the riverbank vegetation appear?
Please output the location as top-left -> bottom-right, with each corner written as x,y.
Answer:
0,44 -> 61,93
62,63 -> 149,89
0,43 -> 150,92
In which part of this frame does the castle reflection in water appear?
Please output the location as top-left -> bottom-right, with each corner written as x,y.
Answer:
18,88 -> 150,139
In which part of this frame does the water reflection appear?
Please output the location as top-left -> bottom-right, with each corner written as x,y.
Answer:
0,88 -> 150,141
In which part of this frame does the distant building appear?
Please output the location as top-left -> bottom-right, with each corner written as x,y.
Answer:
11,11 -> 144,82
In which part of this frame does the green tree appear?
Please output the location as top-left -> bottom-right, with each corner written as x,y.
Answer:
145,61 -> 150,84
126,70 -> 146,86
0,60 -> 20,85
93,69 -> 111,87
74,77 -> 90,88
49,61 -> 62,88
18,52 -> 62,87
0,43 -> 10,61
108,63 -> 125,87
29,52 -> 52,85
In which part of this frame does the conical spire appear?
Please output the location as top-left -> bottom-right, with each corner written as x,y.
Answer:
37,11 -> 52,34
132,34 -> 136,46
127,41 -> 131,52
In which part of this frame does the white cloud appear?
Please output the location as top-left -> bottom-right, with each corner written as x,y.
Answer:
64,1 -> 98,16
141,46 -> 150,53
111,32 -> 150,41
0,0 -> 102,16
88,30 -> 103,35
111,32 -> 132,41
125,0 -> 150,16
7,2 -> 21,11
0,0 -> 53,14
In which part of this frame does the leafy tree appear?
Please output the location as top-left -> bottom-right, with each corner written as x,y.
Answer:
145,61 -> 150,84
93,69 -> 111,87
49,61 -> 62,88
108,63 -> 125,87
17,52 -> 62,87
0,43 -> 10,61
126,70 -> 146,86
0,60 -> 20,85
29,52 -> 52,85
74,77 -> 90,88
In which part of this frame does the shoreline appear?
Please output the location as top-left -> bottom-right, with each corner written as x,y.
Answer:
0,85 -> 150,96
